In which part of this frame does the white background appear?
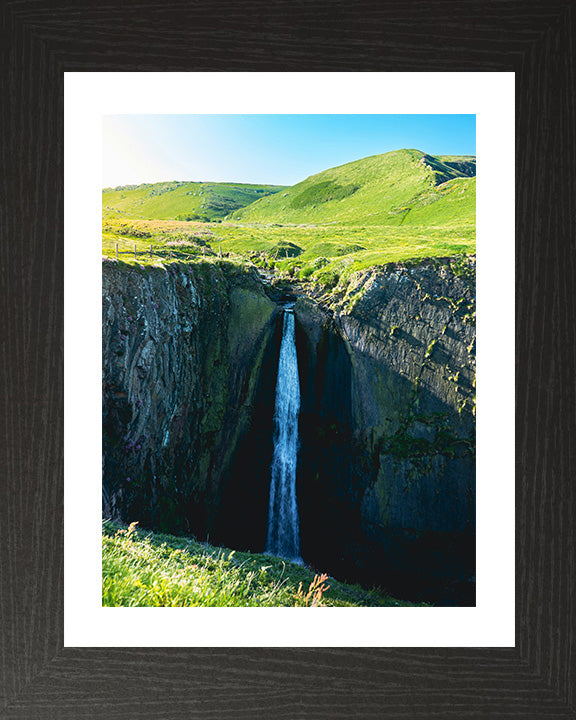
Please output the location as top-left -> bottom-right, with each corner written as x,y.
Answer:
64,72 -> 515,647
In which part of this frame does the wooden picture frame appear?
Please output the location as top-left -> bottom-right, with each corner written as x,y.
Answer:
1,1 -> 574,716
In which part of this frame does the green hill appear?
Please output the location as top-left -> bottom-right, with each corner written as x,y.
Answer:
231,149 -> 475,226
101,148 -> 475,293
102,181 -> 287,222
102,521 -> 426,607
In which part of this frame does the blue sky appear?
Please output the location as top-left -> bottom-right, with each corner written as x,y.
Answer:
103,115 -> 476,188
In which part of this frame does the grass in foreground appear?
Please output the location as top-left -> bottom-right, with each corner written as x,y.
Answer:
102,521 -> 427,607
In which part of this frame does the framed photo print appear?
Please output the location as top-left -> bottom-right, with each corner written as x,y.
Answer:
2,3 -> 574,717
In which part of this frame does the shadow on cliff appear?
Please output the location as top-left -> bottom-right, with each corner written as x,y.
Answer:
293,313 -> 476,607
214,313 -> 283,551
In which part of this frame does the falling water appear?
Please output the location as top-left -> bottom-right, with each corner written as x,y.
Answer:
265,304 -> 303,563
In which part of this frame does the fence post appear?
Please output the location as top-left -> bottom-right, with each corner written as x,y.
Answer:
219,245 -> 222,258
202,246 -> 206,257
134,244 -> 137,260
115,243 -> 118,260
150,244 -> 153,258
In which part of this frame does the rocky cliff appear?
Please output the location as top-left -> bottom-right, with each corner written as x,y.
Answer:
102,254 -> 475,605
102,259 -> 278,536
293,256 -> 476,604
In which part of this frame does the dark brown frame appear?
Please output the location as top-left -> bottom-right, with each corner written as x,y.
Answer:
1,1 -> 575,717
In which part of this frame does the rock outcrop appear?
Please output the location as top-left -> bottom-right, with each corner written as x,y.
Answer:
102,259 -> 278,536
294,256 -> 476,604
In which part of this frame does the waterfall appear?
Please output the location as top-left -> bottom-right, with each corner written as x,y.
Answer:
265,305 -> 303,563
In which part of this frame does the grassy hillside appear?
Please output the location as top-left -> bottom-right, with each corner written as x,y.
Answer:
101,148 -> 475,293
101,216 -> 474,292
103,521 -> 426,607
215,222 -> 475,288
231,149 -> 475,226
101,216 -> 475,298
102,181 -> 286,222
102,217 -> 215,262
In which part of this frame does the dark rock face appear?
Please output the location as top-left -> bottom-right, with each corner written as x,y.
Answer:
102,260 -> 278,537
294,257 -> 476,605
213,313 -> 284,552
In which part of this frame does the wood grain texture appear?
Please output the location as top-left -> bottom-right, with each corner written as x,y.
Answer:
0,0 -> 574,717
